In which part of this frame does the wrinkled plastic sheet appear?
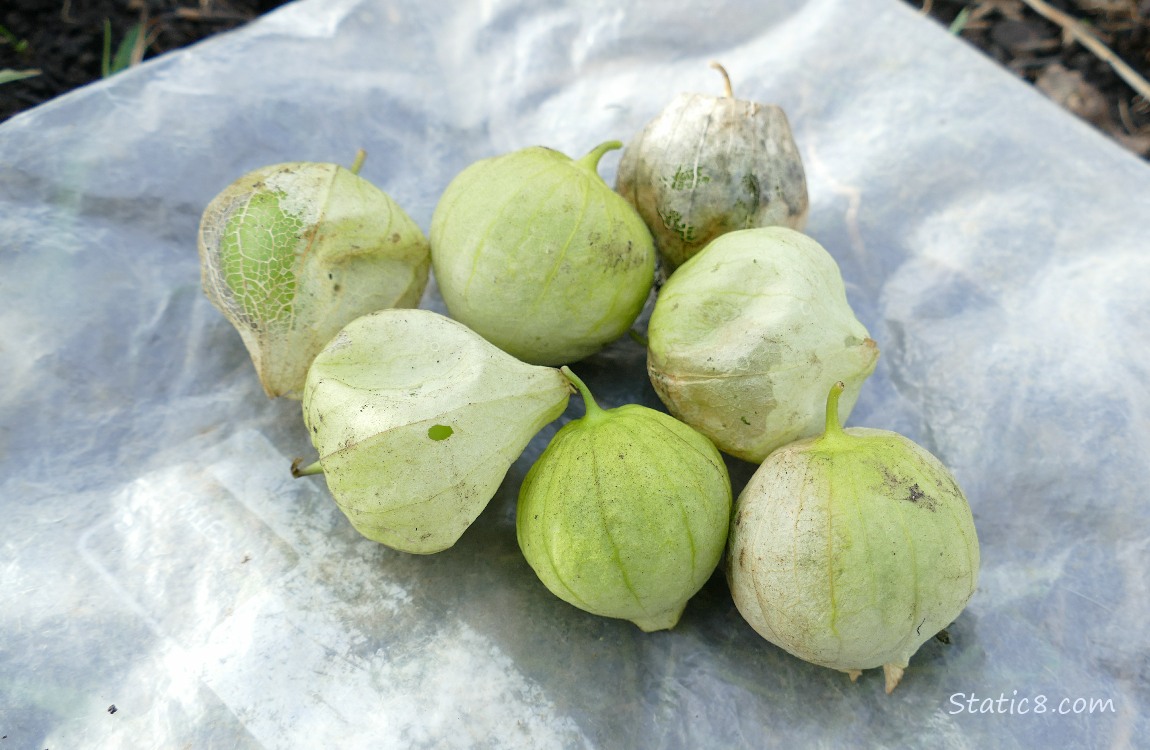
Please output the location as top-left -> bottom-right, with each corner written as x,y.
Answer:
2,0 -> 1148,747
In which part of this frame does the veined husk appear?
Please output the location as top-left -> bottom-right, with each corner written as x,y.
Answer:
430,141 -> 655,366
300,309 -> 571,554
199,159 -> 429,399
616,64 -> 808,271
647,227 -> 878,463
727,383 -> 980,693
517,367 -> 732,632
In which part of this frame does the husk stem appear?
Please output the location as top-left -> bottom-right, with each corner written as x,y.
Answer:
577,140 -> 623,177
349,148 -> 367,175
561,366 -> 605,422
710,61 -> 734,98
291,457 -> 324,477
817,380 -> 852,447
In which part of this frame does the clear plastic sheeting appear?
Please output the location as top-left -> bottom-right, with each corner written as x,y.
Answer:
1,0 -> 1146,747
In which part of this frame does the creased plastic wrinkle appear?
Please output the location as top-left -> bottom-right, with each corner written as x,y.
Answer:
1,0 -> 1149,748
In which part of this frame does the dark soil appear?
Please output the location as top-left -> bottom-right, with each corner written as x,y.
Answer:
2,1 -> 1149,161
910,0 -> 1150,158
1,1 -> 289,121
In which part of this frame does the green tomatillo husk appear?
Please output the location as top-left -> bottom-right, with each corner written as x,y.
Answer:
198,153 -> 430,398
516,367 -> 732,631
430,141 -> 655,366
646,226 -> 878,463
297,308 -> 571,554
726,382 -> 980,693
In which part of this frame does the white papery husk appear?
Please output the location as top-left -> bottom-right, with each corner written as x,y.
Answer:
301,309 -> 571,554
199,161 -> 430,398
726,394 -> 980,693
616,71 -> 809,271
647,227 -> 878,463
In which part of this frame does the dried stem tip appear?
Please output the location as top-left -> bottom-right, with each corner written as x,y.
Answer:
709,61 -> 734,98
291,457 -> 324,477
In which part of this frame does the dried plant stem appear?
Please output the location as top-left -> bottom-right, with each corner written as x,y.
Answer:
130,4 -> 150,67
1018,0 -> 1150,103
709,61 -> 734,98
